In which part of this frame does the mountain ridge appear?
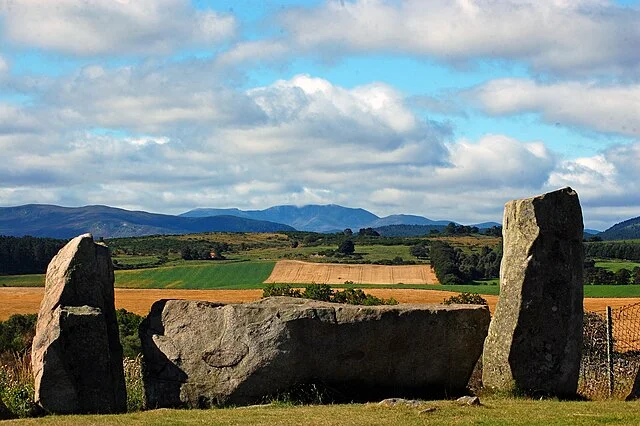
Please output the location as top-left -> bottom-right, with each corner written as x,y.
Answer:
181,205 -> 464,233
598,216 -> 640,240
0,204 -> 295,239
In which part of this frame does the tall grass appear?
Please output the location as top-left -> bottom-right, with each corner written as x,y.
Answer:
123,355 -> 145,412
0,352 -> 36,418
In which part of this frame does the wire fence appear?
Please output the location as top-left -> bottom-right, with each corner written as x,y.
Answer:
579,302 -> 640,400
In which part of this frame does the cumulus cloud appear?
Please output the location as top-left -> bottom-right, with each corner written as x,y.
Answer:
0,0 -> 237,55
278,0 -> 640,77
548,142 -> 640,228
469,78 -> 640,137
1,65 -> 638,229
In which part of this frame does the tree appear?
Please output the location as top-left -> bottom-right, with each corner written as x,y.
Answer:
343,228 -> 353,236
615,268 -> 632,285
338,239 -> 355,255
410,243 -> 429,259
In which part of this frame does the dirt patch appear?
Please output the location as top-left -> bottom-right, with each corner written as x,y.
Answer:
3,287 -> 640,321
264,260 -> 438,285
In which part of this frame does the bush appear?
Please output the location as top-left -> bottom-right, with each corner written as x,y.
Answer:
337,239 -> 355,255
262,284 -> 302,298
262,284 -> 397,306
443,292 -> 488,305
0,314 -> 37,355
0,353 -> 36,418
116,309 -> 144,358
332,288 -> 398,306
302,284 -> 333,302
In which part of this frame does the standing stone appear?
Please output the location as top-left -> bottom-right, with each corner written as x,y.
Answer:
482,187 -> 584,397
625,367 -> 640,401
0,398 -> 13,420
140,297 -> 491,408
31,234 -> 126,414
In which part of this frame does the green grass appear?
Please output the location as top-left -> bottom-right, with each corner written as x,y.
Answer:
114,261 -> 276,289
595,260 -> 640,272
0,274 -> 44,287
583,285 -> 640,297
6,397 -> 640,425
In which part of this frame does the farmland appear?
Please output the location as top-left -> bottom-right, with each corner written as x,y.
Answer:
264,260 -> 437,285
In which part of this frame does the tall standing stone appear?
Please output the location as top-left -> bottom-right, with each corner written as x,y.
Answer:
482,187 -> 584,397
31,234 -> 126,414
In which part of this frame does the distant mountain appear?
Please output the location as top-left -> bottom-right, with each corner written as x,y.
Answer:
471,221 -> 502,229
598,216 -> 640,241
367,214 -> 452,228
182,204 -> 379,233
181,204 -> 458,233
584,229 -> 602,236
0,204 -> 294,239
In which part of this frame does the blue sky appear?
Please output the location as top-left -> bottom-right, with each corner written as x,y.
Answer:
1,0 -> 640,230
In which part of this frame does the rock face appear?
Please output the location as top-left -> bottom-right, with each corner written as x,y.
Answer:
140,297 -> 490,408
482,187 -> 584,396
31,234 -> 126,414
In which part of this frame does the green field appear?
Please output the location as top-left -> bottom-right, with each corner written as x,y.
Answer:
0,274 -> 44,287
595,260 -> 640,272
6,397 -> 640,426
114,260 -> 276,289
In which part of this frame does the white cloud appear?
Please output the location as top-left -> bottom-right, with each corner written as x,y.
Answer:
2,66 -> 639,229
279,0 -> 640,77
214,40 -> 289,68
469,79 -> 640,137
0,55 -> 8,77
432,135 -> 556,189
0,0 -> 237,55
548,142 -> 640,228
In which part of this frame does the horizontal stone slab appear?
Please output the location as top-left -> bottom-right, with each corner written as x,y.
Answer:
140,297 -> 490,407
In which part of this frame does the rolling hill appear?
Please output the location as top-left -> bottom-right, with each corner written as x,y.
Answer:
598,216 -> 640,240
0,205 -> 295,239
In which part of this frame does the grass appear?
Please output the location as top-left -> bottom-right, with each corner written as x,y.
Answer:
5,397 -> 640,425
114,261 -> 276,289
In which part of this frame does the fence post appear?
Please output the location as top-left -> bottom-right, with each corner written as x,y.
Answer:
606,306 -> 614,397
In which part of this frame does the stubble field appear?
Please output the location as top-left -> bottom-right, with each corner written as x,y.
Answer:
264,260 -> 438,285
3,286 -> 638,322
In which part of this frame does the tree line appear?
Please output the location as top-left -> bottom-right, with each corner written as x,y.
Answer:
583,259 -> 640,285
584,241 -> 640,262
0,235 -> 67,275
429,241 -> 501,285
181,242 -> 230,260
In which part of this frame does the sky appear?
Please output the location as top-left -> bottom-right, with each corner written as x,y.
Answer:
1,0 -> 640,230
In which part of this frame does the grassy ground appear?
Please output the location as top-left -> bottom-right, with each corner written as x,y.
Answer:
5,398 -> 640,425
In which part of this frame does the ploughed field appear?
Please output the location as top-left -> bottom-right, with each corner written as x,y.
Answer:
265,260 -> 438,285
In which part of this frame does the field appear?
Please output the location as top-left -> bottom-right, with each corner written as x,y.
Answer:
5,285 -> 640,323
114,260 -> 275,289
595,260 -> 640,272
5,397 -> 640,425
265,260 -> 437,285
